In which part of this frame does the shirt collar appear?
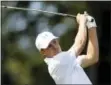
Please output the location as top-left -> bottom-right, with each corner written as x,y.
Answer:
44,57 -> 52,64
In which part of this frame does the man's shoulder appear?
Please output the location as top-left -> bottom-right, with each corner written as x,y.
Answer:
44,51 -> 71,64
44,51 -> 67,61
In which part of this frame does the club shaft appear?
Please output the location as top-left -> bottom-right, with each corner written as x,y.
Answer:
1,5 -> 76,18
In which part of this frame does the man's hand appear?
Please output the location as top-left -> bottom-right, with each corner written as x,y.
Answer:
86,13 -> 97,29
76,13 -> 87,25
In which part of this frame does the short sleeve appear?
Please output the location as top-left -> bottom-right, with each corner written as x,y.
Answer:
68,45 -> 76,58
68,46 -> 83,66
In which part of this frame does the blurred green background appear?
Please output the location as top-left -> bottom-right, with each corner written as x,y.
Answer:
1,1 -> 110,85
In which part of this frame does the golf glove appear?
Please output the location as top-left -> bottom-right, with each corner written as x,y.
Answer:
86,15 -> 97,29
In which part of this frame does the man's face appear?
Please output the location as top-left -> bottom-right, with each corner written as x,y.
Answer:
41,39 -> 62,57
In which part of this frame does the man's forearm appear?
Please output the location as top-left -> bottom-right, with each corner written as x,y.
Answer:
87,28 -> 99,62
76,27 -> 99,68
74,22 -> 87,56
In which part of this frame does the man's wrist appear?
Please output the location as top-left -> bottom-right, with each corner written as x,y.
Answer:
79,22 -> 86,28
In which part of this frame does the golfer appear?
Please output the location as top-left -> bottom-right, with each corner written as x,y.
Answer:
35,12 -> 99,84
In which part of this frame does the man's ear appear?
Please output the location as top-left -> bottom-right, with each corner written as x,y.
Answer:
40,49 -> 46,55
40,49 -> 44,54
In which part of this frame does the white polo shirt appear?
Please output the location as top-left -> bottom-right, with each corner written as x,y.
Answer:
44,49 -> 92,84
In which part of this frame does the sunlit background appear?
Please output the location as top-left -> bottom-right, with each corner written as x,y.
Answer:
1,1 -> 110,85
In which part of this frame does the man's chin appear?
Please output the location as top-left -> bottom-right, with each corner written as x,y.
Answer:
54,50 -> 61,55
56,50 -> 61,54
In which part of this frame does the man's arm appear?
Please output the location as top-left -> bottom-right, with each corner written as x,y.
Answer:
69,13 -> 87,57
76,16 -> 99,68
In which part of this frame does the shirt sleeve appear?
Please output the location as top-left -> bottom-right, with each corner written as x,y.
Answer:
68,46 -> 82,66
68,45 -> 76,57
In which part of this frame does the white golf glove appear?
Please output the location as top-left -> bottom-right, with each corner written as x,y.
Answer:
86,15 -> 97,29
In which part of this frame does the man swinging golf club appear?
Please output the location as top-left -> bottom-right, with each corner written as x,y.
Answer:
35,12 -> 99,84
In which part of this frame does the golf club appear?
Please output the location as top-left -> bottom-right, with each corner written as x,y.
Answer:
1,5 -> 76,18
1,5 -> 94,22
